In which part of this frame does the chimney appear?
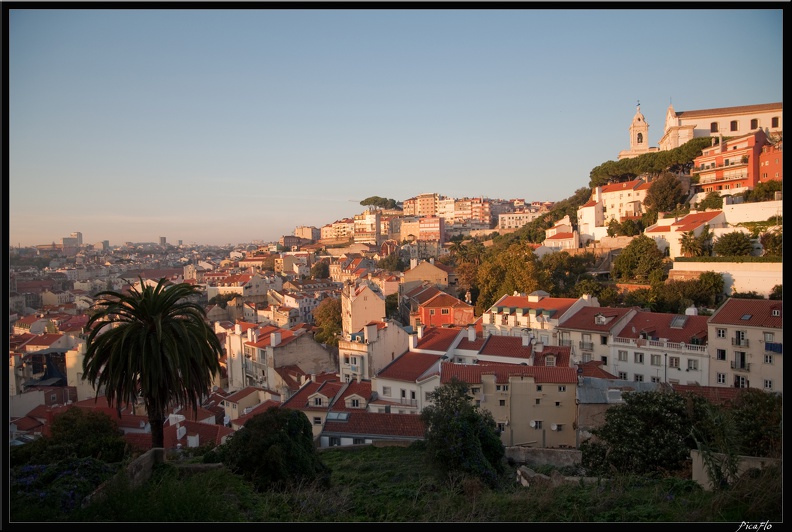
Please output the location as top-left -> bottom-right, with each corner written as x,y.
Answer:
417,324 -> 426,339
271,331 -> 281,347
534,341 -> 544,353
356,373 -> 361,384
311,373 -> 316,382
522,333 -> 531,347
468,325 -> 476,342
247,328 -> 254,342
409,334 -> 418,350
235,323 -> 242,335
364,323 -> 377,343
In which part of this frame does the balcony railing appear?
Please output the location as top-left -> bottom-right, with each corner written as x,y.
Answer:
731,338 -> 750,347
579,341 -> 594,350
399,398 -> 418,407
730,361 -> 751,372
765,342 -> 783,353
559,339 -> 572,347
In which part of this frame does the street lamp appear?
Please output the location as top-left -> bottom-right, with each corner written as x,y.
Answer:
664,353 -> 668,383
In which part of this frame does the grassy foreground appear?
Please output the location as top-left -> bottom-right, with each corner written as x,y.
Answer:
11,443 -> 782,523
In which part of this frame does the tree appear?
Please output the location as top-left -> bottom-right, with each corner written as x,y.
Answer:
581,390 -> 709,476
218,407 -> 330,492
678,230 -> 703,258
769,284 -> 782,300
696,191 -> 723,211
759,228 -> 782,257
420,378 -> 505,488
385,293 -> 399,319
377,252 -> 406,272
713,231 -> 754,256
10,407 -> 128,466
643,173 -> 685,212
310,260 -> 330,279
313,296 -> 341,346
742,180 -> 782,203
475,242 -> 540,314
611,235 -> 664,282
83,277 -> 223,449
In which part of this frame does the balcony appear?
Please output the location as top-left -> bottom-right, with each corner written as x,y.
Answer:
693,159 -> 748,175
559,339 -> 572,347
731,338 -> 750,347
578,341 -> 594,351
399,398 -> 418,407
765,342 -> 783,353
730,361 -> 751,372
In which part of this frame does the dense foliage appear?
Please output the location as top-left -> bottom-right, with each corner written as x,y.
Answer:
611,235 -> 666,281
10,407 -> 128,467
313,296 -> 342,346
310,260 -> 330,279
420,378 -> 506,488
211,407 -> 330,492
360,196 -> 400,209
643,172 -> 686,212
581,391 -> 712,476
712,231 -> 754,256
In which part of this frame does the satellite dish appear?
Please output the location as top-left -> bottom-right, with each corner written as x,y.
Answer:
551,423 -> 558,431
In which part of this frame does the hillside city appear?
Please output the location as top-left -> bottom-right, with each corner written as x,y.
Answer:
8,101 -> 782,468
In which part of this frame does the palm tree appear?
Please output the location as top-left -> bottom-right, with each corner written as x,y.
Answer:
83,277 -> 222,449
679,230 -> 702,258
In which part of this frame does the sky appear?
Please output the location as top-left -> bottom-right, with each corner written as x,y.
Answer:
6,7 -> 784,248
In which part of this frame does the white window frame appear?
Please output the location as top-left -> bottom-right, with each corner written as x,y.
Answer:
717,373 -> 726,384
634,352 -> 644,364
687,359 -> 699,371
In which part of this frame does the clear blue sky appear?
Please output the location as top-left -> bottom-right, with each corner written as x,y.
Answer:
8,8 -> 783,247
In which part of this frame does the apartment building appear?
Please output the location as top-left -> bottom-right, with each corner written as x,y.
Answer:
645,210 -> 727,259
610,309 -> 710,385
692,129 -> 769,194
482,290 -> 600,342
353,209 -> 382,245
758,136 -> 783,184
341,280 -> 386,338
555,306 -> 637,365
337,319 -> 410,382
707,298 -> 783,393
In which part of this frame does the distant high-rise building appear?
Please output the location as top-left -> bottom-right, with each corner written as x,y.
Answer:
69,232 -> 83,246
178,239 -> 183,246
159,236 -> 167,245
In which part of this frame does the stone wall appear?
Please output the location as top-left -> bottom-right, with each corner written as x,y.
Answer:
504,446 -> 582,468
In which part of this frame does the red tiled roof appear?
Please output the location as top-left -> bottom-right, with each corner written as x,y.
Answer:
377,351 -> 441,382
601,179 -> 642,193
232,400 -> 281,427
332,379 -> 373,412
558,306 -> 634,332
671,211 -> 722,232
322,412 -> 425,439
708,299 -> 782,328
479,335 -> 534,359
545,232 -> 575,240
415,326 -> 463,352
492,295 -> 579,316
577,360 -> 618,379
672,384 -> 745,405
617,311 -> 709,343
420,293 -> 472,309
674,102 -> 782,119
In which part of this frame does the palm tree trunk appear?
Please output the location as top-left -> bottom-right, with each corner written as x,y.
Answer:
148,409 -> 166,449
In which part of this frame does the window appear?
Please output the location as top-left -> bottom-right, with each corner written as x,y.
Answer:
688,359 -> 698,371
710,122 -> 719,133
536,385 -> 542,392
730,120 -> 738,131
772,309 -> 780,317
618,350 -> 628,362
651,376 -> 661,383
634,352 -> 644,364
353,438 -> 365,445
558,385 -> 566,392
764,379 -> 773,391
717,349 -> 726,361
313,417 -> 322,425
382,386 -> 391,397
717,373 -> 726,384
533,420 -> 543,430
471,387 -> 480,394
545,355 -> 556,367
651,354 -> 661,366
764,354 -> 773,364
555,401 -> 561,407
496,384 -> 509,391
601,335 -> 608,345
499,400 -> 506,406
497,422 -> 506,432
351,399 -> 360,408
314,397 -> 323,406
735,376 -> 749,388
751,118 -> 758,129
764,332 -> 775,342
329,437 -> 341,447
717,329 -> 726,338
618,372 -> 628,380
535,398 -> 541,405
634,374 -> 644,382
669,356 -> 680,368
425,392 -> 431,401
582,353 -> 592,362
429,309 -> 435,315
771,117 -> 779,128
